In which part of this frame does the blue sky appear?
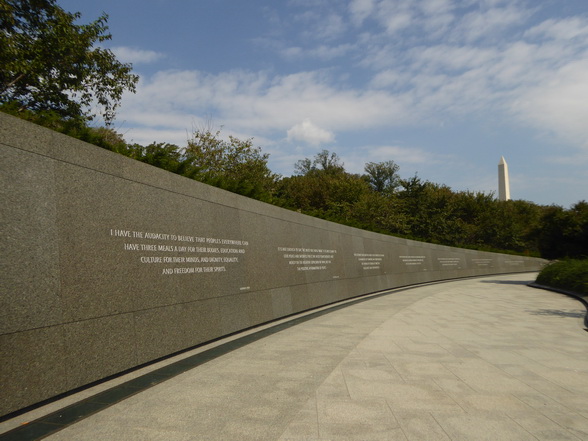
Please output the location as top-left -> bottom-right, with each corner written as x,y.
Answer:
60,0 -> 587,207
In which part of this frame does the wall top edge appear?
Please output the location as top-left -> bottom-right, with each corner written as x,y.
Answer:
0,112 -> 545,262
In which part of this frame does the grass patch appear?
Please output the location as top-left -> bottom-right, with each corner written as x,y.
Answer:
536,259 -> 588,295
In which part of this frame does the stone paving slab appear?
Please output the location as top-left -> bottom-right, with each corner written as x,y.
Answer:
2,273 -> 587,441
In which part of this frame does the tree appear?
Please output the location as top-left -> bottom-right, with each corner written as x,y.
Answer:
280,150 -> 370,220
186,129 -> 279,200
125,142 -> 200,178
351,191 -> 409,235
0,0 -> 138,124
294,149 -> 345,175
363,160 -> 400,194
536,201 -> 588,259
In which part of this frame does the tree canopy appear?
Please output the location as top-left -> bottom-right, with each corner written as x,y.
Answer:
0,0 -> 138,123
294,149 -> 345,175
2,105 -> 586,259
364,160 -> 400,194
186,129 -> 280,201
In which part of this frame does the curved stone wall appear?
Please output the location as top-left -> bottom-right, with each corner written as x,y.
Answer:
0,112 -> 545,416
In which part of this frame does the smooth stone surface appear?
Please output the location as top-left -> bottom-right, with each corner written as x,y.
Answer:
0,147 -> 61,335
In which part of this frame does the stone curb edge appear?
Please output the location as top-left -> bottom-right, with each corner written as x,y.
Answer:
528,282 -> 588,330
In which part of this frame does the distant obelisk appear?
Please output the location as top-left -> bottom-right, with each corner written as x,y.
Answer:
498,156 -> 511,201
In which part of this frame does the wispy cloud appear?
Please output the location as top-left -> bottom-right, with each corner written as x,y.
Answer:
366,145 -> 439,164
280,43 -> 355,61
338,144 -> 450,176
525,16 -> 588,41
111,47 -> 165,64
511,59 -> 588,152
120,69 -> 414,136
116,0 -> 588,186
348,0 -> 376,26
376,0 -> 414,34
451,5 -> 529,43
315,13 -> 347,40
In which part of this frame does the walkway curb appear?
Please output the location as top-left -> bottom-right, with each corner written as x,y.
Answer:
528,282 -> 588,329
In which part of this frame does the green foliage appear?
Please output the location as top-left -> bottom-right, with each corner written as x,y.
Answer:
0,102 -> 128,151
280,150 -> 370,219
127,142 -> 200,178
186,129 -> 279,201
294,149 -> 345,175
397,177 -> 459,244
536,259 -> 588,295
351,191 -> 410,235
3,103 -> 586,259
0,0 -> 138,123
363,160 -> 400,194
535,201 -> 588,259
277,156 -> 560,257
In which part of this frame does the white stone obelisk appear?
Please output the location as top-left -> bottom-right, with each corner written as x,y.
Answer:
498,156 -> 511,201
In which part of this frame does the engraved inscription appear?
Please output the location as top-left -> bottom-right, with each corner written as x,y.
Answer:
354,253 -> 384,270
278,247 -> 337,271
437,257 -> 461,267
471,258 -> 493,267
110,228 -> 248,275
400,255 -> 426,266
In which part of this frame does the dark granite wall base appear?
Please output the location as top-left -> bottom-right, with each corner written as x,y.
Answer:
0,112 -> 546,416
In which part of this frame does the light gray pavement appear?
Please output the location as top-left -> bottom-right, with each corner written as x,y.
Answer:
4,273 -> 588,441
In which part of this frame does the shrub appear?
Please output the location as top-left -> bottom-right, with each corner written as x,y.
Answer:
536,259 -> 588,295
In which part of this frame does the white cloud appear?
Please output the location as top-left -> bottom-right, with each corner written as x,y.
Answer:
338,144 -> 448,176
450,5 -> 528,43
370,70 -> 410,88
409,45 -> 498,73
294,9 -> 348,41
111,47 -> 165,64
318,13 -> 347,40
119,69 -> 414,138
354,3 -> 588,145
113,2 -> 588,171
367,145 -> 438,164
376,0 -> 414,34
511,59 -> 588,151
525,17 -> 588,41
122,127 -> 190,147
349,0 -> 376,26
280,44 -> 354,61
281,46 -> 304,59
287,119 -> 335,145
91,0 -> 587,204
419,0 -> 455,16
349,0 -> 456,36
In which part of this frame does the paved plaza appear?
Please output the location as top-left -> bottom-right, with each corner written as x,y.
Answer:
2,273 -> 587,441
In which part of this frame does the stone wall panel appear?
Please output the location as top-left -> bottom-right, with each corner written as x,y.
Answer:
0,112 -> 546,416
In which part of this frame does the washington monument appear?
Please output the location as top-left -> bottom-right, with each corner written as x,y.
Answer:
498,156 -> 511,201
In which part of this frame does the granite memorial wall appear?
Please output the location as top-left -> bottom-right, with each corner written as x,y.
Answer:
0,112 -> 546,416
